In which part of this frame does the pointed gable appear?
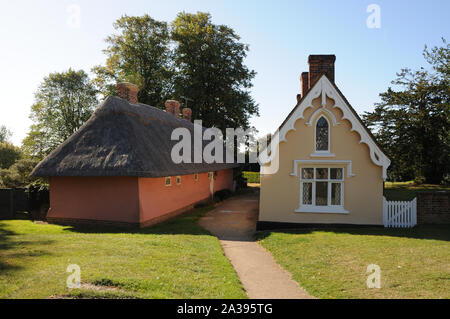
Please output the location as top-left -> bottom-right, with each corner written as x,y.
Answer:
263,74 -> 391,179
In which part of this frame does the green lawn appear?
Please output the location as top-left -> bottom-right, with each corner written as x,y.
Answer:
257,226 -> 450,299
243,171 -> 260,183
384,181 -> 449,201
0,206 -> 246,299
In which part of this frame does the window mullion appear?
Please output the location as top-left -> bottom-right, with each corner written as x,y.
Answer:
300,181 -> 303,206
312,181 -> 316,206
327,181 -> 331,206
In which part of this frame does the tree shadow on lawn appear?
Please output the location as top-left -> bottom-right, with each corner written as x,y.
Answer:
0,222 -> 54,274
255,224 -> 450,242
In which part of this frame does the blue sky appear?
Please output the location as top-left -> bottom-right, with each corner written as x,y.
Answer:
0,0 -> 449,145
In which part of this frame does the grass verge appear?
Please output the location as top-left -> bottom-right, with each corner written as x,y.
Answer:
257,225 -> 450,299
0,206 -> 246,299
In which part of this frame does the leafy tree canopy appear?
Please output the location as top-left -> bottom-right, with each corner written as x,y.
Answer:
0,158 -> 41,188
0,125 -> 12,143
92,15 -> 173,109
93,12 -> 259,131
171,12 -> 258,131
363,38 -> 449,184
0,142 -> 21,170
22,69 -> 98,159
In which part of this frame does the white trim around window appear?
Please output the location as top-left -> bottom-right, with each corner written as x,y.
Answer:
314,115 -> 330,153
290,160 -> 355,178
296,167 -> 349,214
305,107 -> 340,127
165,177 -> 172,186
310,115 -> 337,158
310,152 -> 336,157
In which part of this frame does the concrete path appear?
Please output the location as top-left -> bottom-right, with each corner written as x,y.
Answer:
199,192 -> 314,299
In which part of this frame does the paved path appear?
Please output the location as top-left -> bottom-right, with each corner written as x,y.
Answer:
199,192 -> 314,299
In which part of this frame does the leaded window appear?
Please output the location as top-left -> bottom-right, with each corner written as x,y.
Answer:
300,168 -> 344,208
316,116 -> 329,151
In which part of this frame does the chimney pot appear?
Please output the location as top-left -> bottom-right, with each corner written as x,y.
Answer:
301,72 -> 309,97
117,82 -> 139,104
165,100 -> 181,118
308,55 -> 336,88
182,108 -> 192,121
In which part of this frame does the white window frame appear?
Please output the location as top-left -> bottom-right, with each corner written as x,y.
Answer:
176,176 -> 181,185
296,167 -> 348,214
165,177 -> 172,187
312,115 -> 335,157
194,173 -> 199,181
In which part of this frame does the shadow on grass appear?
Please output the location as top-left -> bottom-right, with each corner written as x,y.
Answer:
63,205 -> 215,236
0,222 -> 54,274
63,188 -> 261,236
0,225 -> 20,273
255,224 -> 450,242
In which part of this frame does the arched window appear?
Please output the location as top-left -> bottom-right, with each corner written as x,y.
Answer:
316,116 -> 329,152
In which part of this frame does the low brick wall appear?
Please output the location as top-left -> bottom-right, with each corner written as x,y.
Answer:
417,192 -> 450,224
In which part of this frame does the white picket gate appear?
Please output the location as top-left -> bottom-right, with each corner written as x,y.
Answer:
383,197 -> 417,228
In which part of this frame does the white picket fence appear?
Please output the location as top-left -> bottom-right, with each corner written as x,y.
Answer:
383,197 -> 417,228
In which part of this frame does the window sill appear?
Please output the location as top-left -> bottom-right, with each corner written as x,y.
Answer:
295,206 -> 349,214
310,152 -> 336,157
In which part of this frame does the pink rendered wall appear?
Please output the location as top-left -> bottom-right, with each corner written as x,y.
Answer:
138,169 -> 234,223
212,169 -> 234,193
48,176 -> 140,223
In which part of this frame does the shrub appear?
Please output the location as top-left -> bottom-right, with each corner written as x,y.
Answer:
26,182 -> 49,211
214,189 -> 233,202
0,158 -> 43,188
0,142 -> 21,169
414,176 -> 426,185
243,171 -> 260,183
441,174 -> 450,186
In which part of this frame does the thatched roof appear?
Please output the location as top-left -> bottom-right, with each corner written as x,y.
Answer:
31,96 -> 238,177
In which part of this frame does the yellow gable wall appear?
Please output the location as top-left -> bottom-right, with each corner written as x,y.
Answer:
259,96 -> 384,225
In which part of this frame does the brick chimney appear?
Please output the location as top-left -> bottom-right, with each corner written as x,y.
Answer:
308,55 -> 336,87
165,100 -> 181,118
300,72 -> 309,97
182,108 -> 192,121
117,82 -> 139,104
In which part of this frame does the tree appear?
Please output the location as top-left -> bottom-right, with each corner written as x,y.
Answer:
94,13 -> 259,131
22,69 -> 98,158
0,125 -> 12,142
363,38 -> 449,183
0,142 -> 21,169
171,12 -> 258,131
0,158 -> 40,188
92,15 -> 173,108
